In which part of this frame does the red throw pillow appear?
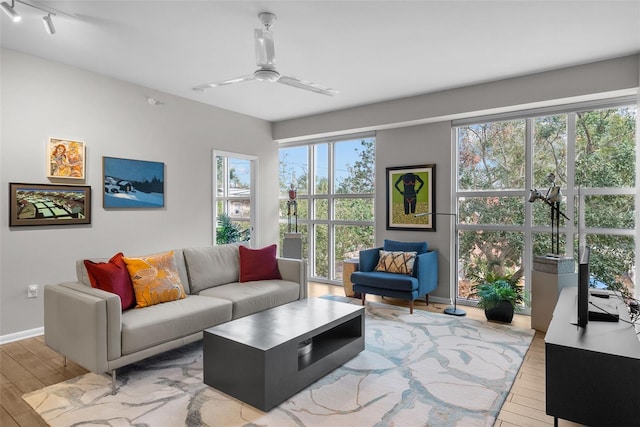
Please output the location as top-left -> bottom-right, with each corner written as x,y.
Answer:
83,252 -> 135,310
239,244 -> 282,282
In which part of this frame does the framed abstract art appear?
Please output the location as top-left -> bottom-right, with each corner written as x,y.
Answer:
386,164 -> 436,231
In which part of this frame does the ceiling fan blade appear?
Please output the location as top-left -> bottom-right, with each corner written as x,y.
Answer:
277,75 -> 339,96
255,28 -> 276,67
192,75 -> 255,92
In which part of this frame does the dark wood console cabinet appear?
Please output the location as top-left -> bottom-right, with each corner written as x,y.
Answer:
545,287 -> 640,426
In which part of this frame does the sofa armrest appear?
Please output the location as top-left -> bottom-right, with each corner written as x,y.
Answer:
277,258 -> 308,299
44,282 -> 122,373
359,247 -> 382,272
414,250 -> 439,294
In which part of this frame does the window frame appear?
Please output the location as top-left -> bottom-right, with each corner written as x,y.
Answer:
454,98 -> 638,311
279,133 -> 376,283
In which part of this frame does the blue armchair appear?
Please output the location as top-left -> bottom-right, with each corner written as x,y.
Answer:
350,240 -> 438,313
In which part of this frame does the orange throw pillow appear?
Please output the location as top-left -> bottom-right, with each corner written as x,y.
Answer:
123,250 -> 186,308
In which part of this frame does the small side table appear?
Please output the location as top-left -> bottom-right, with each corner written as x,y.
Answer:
342,258 -> 360,298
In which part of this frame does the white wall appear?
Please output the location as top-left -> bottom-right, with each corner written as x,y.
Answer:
0,49 -> 277,338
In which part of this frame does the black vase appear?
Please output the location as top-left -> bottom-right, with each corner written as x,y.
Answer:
484,300 -> 514,323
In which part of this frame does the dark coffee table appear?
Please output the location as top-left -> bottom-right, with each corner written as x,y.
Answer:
203,297 -> 365,411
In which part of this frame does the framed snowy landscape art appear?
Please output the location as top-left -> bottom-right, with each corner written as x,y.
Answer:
102,157 -> 165,208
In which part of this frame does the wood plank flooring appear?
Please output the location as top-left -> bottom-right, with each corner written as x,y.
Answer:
0,282 -> 582,426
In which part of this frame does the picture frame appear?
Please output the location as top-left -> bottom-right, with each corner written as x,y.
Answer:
9,183 -> 91,226
386,164 -> 436,231
47,138 -> 85,179
103,156 -> 165,208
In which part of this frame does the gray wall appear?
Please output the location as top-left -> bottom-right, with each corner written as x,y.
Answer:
0,49 -> 277,338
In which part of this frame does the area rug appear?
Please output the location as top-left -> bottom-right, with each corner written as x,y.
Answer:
23,298 -> 534,427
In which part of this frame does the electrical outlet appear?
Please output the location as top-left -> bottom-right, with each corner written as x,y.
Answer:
27,284 -> 38,298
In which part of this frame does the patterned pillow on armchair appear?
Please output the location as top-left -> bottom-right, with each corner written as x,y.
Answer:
374,250 -> 417,275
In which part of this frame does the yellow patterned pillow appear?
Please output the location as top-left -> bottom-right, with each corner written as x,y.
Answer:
123,250 -> 186,308
374,250 -> 417,275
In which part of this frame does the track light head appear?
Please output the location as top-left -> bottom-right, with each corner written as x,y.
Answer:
1,1 -> 21,22
42,13 -> 55,34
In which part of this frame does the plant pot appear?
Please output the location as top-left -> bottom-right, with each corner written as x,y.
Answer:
484,300 -> 515,323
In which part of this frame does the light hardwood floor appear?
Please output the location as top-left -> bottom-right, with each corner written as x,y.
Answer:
0,282 -> 581,427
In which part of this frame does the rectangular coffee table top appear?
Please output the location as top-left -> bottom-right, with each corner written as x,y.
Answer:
204,297 -> 362,350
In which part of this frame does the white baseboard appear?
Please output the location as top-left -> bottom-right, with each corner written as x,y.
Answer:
0,327 -> 44,345
429,296 -> 452,305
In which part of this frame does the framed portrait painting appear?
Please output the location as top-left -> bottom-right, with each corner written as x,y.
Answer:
103,156 -> 165,208
386,164 -> 436,231
47,138 -> 85,179
9,183 -> 91,226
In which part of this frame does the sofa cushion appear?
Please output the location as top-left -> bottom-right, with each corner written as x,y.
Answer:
183,244 -> 242,294
121,295 -> 232,355
351,271 -> 419,292
198,280 -> 300,319
239,244 -> 281,282
83,252 -> 135,310
123,251 -> 186,308
383,239 -> 428,254
374,250 -> 417,275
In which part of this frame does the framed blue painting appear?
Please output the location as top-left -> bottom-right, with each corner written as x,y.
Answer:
103,157 -> 165,208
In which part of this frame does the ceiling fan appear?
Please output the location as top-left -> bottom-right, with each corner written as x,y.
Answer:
193,12 -> 338,96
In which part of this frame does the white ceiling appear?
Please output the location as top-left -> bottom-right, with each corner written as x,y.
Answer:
2,1 -> 639,122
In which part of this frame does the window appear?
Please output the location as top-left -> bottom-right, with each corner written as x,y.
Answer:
456,101 -> 637,306
214,152 -> 256,245
279,135 -> 375,283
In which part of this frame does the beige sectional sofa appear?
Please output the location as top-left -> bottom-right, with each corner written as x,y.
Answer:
44,243 -> 307,393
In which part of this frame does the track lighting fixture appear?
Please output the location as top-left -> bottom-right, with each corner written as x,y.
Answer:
0,1 -> 21,22
1,0 -> 57,35
42,13 -> 54,34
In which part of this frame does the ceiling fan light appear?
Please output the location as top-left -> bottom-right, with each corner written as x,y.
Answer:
1,1 -> 21,22
42,13 -> 55,34
254,68 -> 280,82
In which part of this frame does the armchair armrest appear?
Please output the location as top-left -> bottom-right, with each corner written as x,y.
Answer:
414,250 -> 439,294
277,258 -> 308,299
359,247 -> 382,272
44,282 -> 122,373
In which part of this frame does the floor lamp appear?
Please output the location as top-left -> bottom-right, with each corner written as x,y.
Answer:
415,212 -> 466,317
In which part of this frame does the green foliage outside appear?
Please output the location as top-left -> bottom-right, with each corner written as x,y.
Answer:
457,106 -> 636,298
216,212 -> 249,244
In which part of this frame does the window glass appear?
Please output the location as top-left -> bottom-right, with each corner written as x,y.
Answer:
459,196 -> 524,226
334,225 -> 374,280
334,138 -> 375,194
456,104 -> 637,301
279,136 -> 375,282
279,146 -> 308,195
334,198 -> 374,221
457,120 -> 526,190
459,230 -> 524,300
315,145 -> 328,195
576,107 -> 636,188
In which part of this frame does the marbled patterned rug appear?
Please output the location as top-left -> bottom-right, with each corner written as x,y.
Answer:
23,298 -> 534,427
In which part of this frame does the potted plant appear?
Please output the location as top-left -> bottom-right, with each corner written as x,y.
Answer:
470,270 -> 528,323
